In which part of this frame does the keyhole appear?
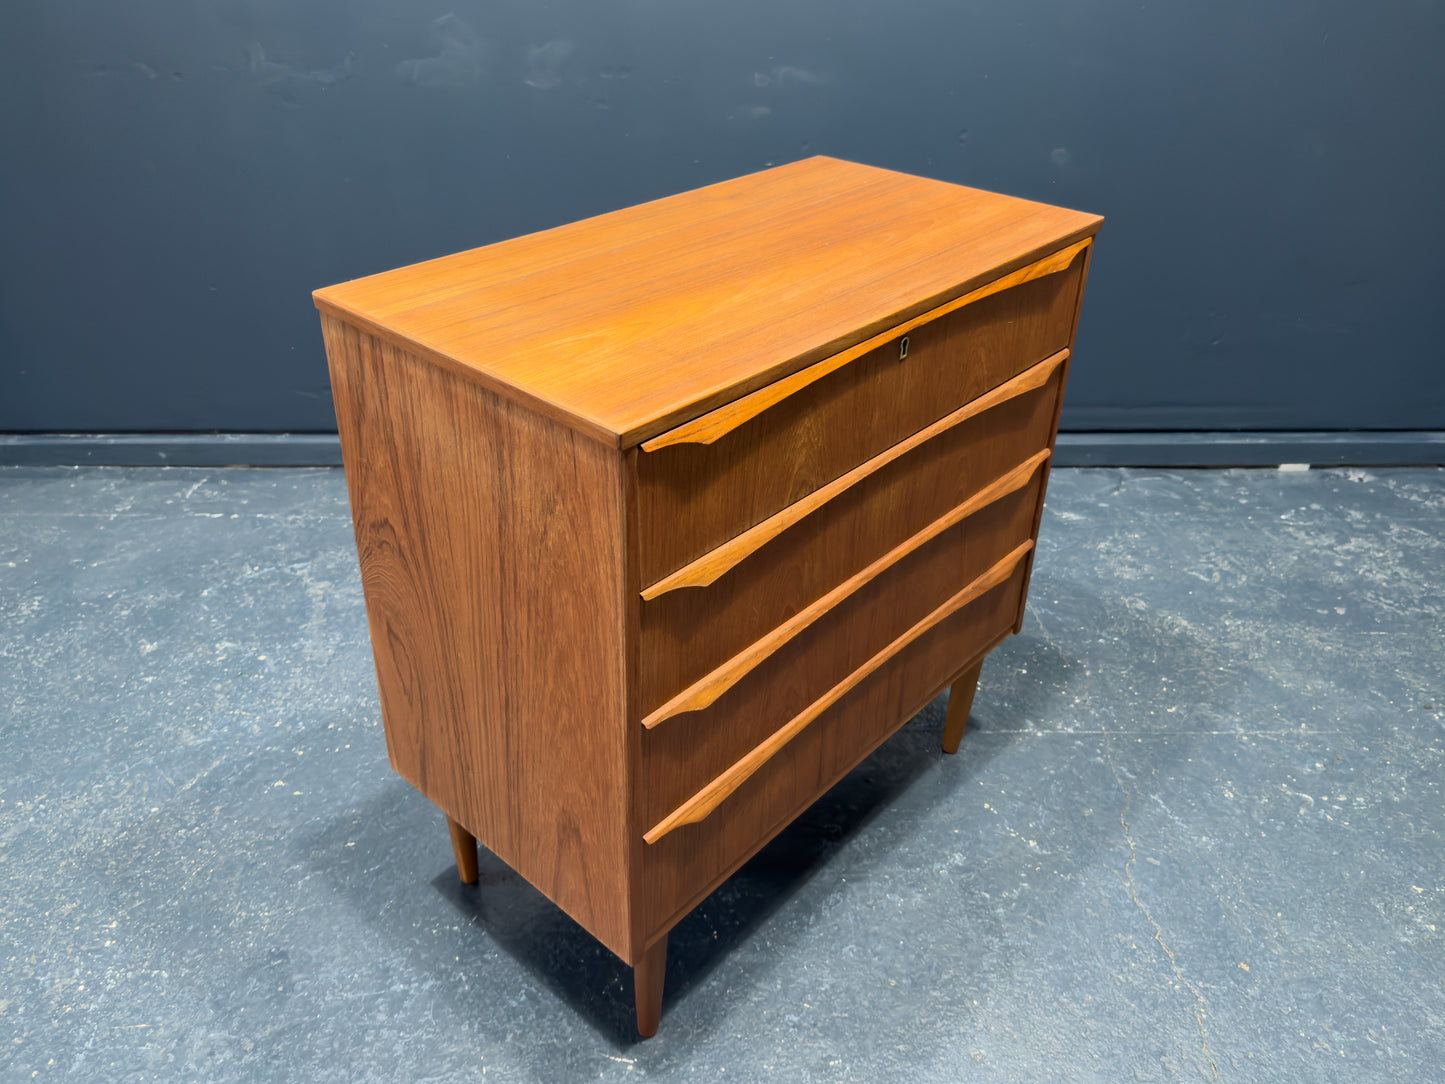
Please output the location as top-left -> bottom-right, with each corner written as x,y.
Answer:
899,336 -> 910,360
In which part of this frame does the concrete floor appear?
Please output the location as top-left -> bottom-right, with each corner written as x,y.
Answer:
1,465 -> 1441,1082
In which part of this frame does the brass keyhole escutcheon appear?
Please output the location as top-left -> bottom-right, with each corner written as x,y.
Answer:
899,335 -> 910,360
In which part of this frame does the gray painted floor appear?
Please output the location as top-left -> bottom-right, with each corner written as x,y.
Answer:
1,466 -> 1441,1082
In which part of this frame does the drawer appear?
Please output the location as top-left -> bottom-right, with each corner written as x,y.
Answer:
640,516 -> 1035,830
640,552 -> 1029,935
638,359 -> 1064,720
635,247 -> 1085,586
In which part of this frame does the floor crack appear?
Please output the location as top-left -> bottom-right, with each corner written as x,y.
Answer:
1104,734 -> 1219,1078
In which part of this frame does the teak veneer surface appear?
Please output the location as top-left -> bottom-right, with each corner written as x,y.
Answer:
640,356 -> 1064,604
642,541 -> 1034,845
313,156 -> 1102,447
639,459 -> 1046,731
634,270 -> 1080,586
640,238 -> 1091,452
640,502 -> 1040,829
640,561 -> 1028,935
322,314 -> 634,957
637,376 -> 1061,722
316,158 -> 1101,1034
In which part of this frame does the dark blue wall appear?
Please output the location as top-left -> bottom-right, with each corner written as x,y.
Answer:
3,1 -> 1442,433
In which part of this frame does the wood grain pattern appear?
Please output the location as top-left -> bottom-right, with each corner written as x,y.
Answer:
323,313 -> 634,959
640,568 -> 1027,936
641,240 -> 1091,451
1013,244 -> 1095,636
641,349 -> 1069,599
637,371 -> 1062,718
641,450 -> 1050,729
636,267 -> 1079,585
316,159 -> 1101,1030
643,541 -> 1033,844
640,466 -> 1043,827
622,446 -> 650,963
315,157 -> 1101,447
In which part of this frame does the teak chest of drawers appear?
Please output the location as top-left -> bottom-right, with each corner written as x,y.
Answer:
315,157 -> 1101,1036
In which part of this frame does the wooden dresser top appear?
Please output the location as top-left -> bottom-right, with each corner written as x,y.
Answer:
314,156 -> 1102,447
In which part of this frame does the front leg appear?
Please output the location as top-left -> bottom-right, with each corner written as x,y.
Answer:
634,934 -> 668,1038
446,815 -> 480,885
942,660 -> 983,755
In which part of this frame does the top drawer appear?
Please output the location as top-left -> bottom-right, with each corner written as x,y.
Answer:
635,245 -> 1086,587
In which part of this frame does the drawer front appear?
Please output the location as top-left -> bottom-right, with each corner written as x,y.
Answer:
639,556 -> 1029,935
636,251 -> 1084,586
638,362 -> 1063,719
640,508 -> 1035,830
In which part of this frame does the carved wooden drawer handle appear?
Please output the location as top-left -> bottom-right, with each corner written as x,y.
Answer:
641,347 -> 1068,601
642,540 -> 1033,844
639,238 -> 1090,453
641,449 -> 1050,729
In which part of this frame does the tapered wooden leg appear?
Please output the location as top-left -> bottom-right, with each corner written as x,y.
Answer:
634,934 -> 668,1038
942,660 -> 984,755
446,815 -> 479,885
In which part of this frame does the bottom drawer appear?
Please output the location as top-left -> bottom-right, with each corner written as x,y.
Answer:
639,553 -> 1028,937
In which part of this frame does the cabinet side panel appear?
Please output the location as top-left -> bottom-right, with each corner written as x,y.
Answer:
322,313 -> 632,956
1013,244 -> 1094,633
